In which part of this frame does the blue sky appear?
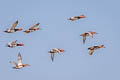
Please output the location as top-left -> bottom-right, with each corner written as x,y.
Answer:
0,0 -> 120,80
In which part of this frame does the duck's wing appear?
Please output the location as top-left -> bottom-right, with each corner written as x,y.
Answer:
88,32 -> 93,37
56,49 -> 61,55
18,52 -> 22,66
10,20 -> 18,30
11,40 -> 17,45
58,52 -> 61,55
89,49 -> 94,55
12,40 -> 17,43
83,36 -> 86,44
29,23 -> 40,30
9,61 -> 17,66
74,16 -> 79,18
51,53 -> 54,62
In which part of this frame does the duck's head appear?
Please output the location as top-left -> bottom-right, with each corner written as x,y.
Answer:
92,32 -> 98,34
17,28 -> 23,31
80,15 -> 86,18
59,49 -> 65,52
100,45 -> 105,48
23,64 -> 30,67
17,43 -> 24,46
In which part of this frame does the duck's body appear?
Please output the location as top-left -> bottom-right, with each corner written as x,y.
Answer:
7,40 -> 24,48
10,53 -> 30,69
12,64 -> 30,69
68,15 -> 86,21
4,20 -> 22,33
49,48 -> 65,62
88,45 -> 105,55
24,23 -> 40,33
80,31 -> 97,44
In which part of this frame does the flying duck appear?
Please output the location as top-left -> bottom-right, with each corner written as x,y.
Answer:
10,52 -> 30,69
4,20 -> 22,33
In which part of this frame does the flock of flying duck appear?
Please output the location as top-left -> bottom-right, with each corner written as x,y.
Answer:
3,14 -> 105,69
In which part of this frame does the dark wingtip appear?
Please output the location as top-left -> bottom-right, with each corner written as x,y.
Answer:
9,61 -> 12,63
4,31 -> 7,32
37,23 -> 40,25
67,18 -> 70,20
18,52 -> 21,56
83,41 -> 85,44
16,20 -> 18,23
51,59 -> 54,62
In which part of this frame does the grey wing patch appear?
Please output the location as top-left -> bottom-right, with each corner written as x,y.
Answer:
29,23 -> 40,30
10,20 -> 18,30
51,53 -> 54,62
18,52 -> 22,65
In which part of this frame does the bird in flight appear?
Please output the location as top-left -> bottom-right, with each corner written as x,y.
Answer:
4,20 -> 22,33
24,23 -> 40,33
80,31 -> 98,44
10,52 -> 30,69
68,14 -> 86,21
7,40 -> 24,48
49,48 -> 65,62
88,45 -> 105,55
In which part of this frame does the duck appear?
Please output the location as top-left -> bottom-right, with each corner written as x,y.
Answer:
49,48 -> 65,62
80,31 -> 98,44
68,15 -> 86,21
10,52 -> 30,69
7,40 -> 24,48
24,23 -> 40,33
4,20 -> 22,33
88,45 -> 105,55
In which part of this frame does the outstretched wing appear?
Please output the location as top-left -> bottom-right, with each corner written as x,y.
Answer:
88,32 -> 93,38
83,36 -> 86,44
10,20 -> 18,30
18,52 -> 22,65
89,50 -> 94,55
9,61 -> 17,66
51,53 -> 54,62
29,23 -> 40,30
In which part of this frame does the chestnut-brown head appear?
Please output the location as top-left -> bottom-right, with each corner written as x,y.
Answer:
100,45 -> 105,48
17,28 -> 23,31
17,43 -> 24,46
59,49 -> 65,52
91,32 -> 98,34
80,15 -> 86,18
23,64 -> 30,67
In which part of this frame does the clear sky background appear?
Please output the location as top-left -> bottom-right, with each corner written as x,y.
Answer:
0,0 -> 119,80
